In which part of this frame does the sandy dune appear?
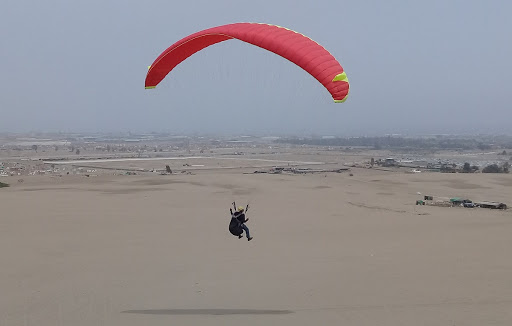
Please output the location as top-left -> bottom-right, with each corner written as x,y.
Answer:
1,165 -> 512,325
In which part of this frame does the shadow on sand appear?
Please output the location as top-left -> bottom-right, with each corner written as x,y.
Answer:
122,309 -> 294,316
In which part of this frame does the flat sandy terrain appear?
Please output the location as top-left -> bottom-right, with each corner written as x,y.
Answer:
1,157 -> 512,325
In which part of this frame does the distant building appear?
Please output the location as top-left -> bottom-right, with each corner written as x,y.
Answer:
383,158 -> 396,167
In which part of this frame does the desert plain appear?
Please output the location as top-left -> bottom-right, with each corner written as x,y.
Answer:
1,148 -> 512,326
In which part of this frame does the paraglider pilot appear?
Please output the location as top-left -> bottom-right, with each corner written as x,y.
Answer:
229,203 -> 253,241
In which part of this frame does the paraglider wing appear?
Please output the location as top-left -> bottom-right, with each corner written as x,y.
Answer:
145,23 -> 349,103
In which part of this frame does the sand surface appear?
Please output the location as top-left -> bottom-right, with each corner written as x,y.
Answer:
1,163 -> 512,325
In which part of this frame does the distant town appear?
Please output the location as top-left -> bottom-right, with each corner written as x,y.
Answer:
1,132 -> 511,178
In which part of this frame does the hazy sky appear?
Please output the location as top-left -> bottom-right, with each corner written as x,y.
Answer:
1,1 -> 510,136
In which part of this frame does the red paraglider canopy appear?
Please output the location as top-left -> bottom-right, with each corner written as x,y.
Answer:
145,23 -> 349,103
